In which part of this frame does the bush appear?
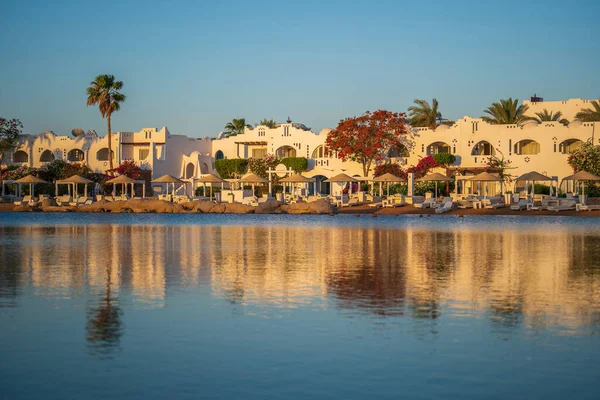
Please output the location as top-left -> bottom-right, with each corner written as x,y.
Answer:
433,153 -> 456,166
373,163 -> 406,178
281,157 -> 308,172
215,159 -> 248,179
195,186 -> 222,196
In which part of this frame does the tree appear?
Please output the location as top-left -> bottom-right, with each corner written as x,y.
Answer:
0,118 -> 23,165
481,98 -> 533,125
568,140 -> 600,176
374,163 -> 405,178
575,100 -> 600,122
223,118 -> 251,137
531,109 -> 569,125
432,153 -> 456,166
408,99 -> 440,130
86,74 -> 126,171
256,119 -> 277,128
106,159 -> 143,179
326,110 -> 407,176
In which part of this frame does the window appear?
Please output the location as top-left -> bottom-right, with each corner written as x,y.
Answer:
67,149 -> 85,162
215,150 -> 224,160
514,140 -> 540,155
13,150 -> 28,163
96,148 -> 113,161
252,148 -> 267,158
139,148 -> 150,160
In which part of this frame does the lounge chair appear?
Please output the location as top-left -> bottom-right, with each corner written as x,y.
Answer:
14,195 -> 32,206
383,195 -> 405,208
577,204 -> 600,211
56,195 -> 72,206
484,198 -> 505,209
341,197 -> 361,207
435,198 -> 453,214
548,200 -> 576,212
368,202 -> 382,209
70,196 -> 92,206
456,199 -> 473,209
414,198 -> 435,209
511,199 -> 530,211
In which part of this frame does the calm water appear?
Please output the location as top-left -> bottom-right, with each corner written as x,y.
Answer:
1,213 -> 599,400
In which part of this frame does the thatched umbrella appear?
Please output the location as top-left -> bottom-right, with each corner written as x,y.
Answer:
515,171 -> 553,200
196,173 -> 225,199
106,175 -> 140,198
15,175 -> 47,198
151,175 -> 185,197
373,173 -> 407,198
468,172 -> 503,199
56,175 -> 93,197
325,173 -> 359,196
418,172 -> 452,199
561,170 -> 600,204
280,173 -> 315,197
240,173 -> 269,196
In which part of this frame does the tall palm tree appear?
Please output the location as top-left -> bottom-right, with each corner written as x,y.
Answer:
223,118 -> 251,137
256,119 -> 277,128
86,75 -> 126,170
408,99 -> 440,129
531,109 -> 569,125
481,98 -> 532,125
575,100 -> 600,122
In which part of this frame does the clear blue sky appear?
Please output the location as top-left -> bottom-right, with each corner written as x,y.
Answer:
1,0 -> 598,138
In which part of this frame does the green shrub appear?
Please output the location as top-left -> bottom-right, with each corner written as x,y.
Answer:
215,159 -> 248,179
281,157 -> 308,172
433,153 -> 456,166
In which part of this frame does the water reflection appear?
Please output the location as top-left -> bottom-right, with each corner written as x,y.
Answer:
1,222 -> 600,347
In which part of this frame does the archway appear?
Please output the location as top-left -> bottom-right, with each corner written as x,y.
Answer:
13,150 -> 28,163
96,148 -> 113,161
471,141 -> 496,156
67,149 -> 85,162
185,163 -> 195,179
514,140 -> 540,155
276,146 -> 296,158
388,144 -> 409,158
40,150 -> 55,162
215,150 -> 224,160
426,142 -> 451,156
312,145 -> 328,159
311,175 -> 330,195
559,139 -> 583,154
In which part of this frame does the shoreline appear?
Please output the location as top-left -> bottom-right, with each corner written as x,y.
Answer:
2,199 -> 600,217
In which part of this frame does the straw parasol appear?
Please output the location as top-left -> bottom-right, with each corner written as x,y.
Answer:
196,173 -> 225,199
56,175 -> 93,197
15,175 -> 47,198
373,173 -> 407,198
561,170 -> 600,204
418,172 -> 452,199
240,173 -> 269,195
325,173 -> 359,195
106,175 -> 138,198
152,174 -> 185,196
280,173 -> 315,198
468,172 -> 503,199
515,171 -> 553,200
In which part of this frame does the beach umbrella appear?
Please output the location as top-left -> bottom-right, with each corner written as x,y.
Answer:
106,175 -> 137,198
152,175 -> 184,196
15,175 -> 47,198
418,172 -> 452,199
561,171 -> 600,204
57,175 -> 93,197
197,173 -> 225,199
240,173 -> 269,196
515,171 -> 553,200
468,172 -> 502,199
280,173 -> 315,197
325,173 -> 359,196
374,173 -> 407,198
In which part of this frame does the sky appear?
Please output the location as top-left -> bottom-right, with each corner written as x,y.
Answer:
1,0 -> 599,138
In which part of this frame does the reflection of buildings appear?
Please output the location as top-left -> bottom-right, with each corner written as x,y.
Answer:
1,223 -> 599,335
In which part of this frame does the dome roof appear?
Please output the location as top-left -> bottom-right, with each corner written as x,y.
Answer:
435,124 -> 450,132
521,120 -> 539,129
569,119 -> 583,128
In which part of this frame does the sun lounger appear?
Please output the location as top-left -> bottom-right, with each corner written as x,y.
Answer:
435,199 -> 453,214
577,204 -> 600,211
14,195 -> 32,206
56,195 -> 72,206
414,198 -> 435,209
383,195 -> 405,208
456,200 -> 473,209
511,199 -> 530,211
484,198 -> 505,209
548,200 -> 576,212
368,202 -> 382,208
341,197 -> 361,207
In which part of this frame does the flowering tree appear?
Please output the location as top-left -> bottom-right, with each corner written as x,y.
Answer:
486,155 -> 515,184
326,110 -> 407,176
568,141 -> 600,175
374,163 -> 406,178
0,118 -> 22,166
406,155 -> 437,179
106,159 -> 144,179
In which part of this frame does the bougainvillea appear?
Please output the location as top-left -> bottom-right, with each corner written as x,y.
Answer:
326,110 -> 407,176
106,159 -> 144,179
485,155 -> 515,183
568,140 -> 600,176
248,154 -> 280,178
373,163 -> 406,178
406,155 -> 437,179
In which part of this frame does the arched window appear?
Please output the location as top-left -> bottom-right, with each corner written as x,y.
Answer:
67,149 -> 85,162
426,142 -> 451,156
13,150 -> 28,163
40,150 -> 55,162
559,139 -> 583,154
96,148 -> 114,161
276,146 -> 296,158
312,145 -> 328,159
514,140 -> 540,155
388,144 -> 410,158
471,141 -> 496,156
215,150 -> 224,160
185,163 -> 195,179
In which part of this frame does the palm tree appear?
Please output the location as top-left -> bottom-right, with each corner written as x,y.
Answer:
86,75 -> 126,170
223,118 -> 251,137
575,100 -> 600,122
408,99 -> 440,129
256,119 -> 277,128
531,109 -> 569,125
481,98 -> 532,125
